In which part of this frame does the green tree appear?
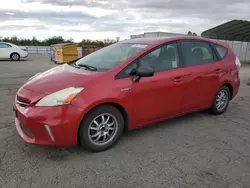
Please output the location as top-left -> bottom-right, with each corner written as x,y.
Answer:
66,38 -> 74,43
0,35 -> 115,47
44,36 -> 65,45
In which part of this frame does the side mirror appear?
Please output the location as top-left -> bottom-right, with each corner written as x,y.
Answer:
129,68 -> 137,76
136,66 -> 154,77
131,66 -> 154,82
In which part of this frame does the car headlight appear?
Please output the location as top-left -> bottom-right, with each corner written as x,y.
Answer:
35,87 -> 84,107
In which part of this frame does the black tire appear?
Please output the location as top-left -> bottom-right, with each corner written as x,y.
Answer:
11,53 -> 20,61
211,85 -> 230,115
79,105 -> 124,152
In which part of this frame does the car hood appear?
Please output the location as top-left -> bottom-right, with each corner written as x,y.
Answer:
23,64 -> 101,95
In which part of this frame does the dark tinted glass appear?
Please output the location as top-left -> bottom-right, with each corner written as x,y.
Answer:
214,44 -> 228,59
116,42 -> 180,79
139,42 -> 179,72
181,40 -> 215,66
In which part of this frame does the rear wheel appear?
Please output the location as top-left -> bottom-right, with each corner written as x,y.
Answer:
11,53 -> 20,61
79,105 -> 124,152
211,86 -> 230,115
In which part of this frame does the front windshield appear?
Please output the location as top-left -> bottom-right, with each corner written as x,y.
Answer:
75,43 -> 148,71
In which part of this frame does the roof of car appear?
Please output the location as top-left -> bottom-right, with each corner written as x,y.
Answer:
0,42 -> 15,46
119,35 -> 229,47
120,36 -> 215,44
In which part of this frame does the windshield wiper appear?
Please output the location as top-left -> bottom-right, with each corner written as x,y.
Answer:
77,64 -> 98,71
68,60 -> 98,71
68,61 -> 80,69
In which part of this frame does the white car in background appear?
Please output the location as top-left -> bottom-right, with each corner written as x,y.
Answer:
0,42 -> 28,61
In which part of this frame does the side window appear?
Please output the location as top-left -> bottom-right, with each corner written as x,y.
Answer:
139,42 -> 179,72
0,43 -> 11,48
115,42 -> 180,79
0,43 -> 6,48
181,40 -> 215,66
214,44 -> 227,59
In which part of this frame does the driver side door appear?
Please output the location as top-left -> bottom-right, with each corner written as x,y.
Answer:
116,41 -> 186,128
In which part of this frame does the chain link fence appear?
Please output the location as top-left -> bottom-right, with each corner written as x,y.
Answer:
19,46 -> 83,57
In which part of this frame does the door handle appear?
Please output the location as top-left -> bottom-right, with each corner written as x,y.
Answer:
173,76 -> 183,83
215,69 -> 222,74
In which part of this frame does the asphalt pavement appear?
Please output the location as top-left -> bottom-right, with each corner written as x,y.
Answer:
0,55 -> 250,188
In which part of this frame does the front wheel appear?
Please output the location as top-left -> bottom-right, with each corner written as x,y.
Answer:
79,105 -> 124,152
211,86 -> 230,115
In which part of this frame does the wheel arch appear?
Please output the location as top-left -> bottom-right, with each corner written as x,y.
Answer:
221,82 -> 233,100
77,102 -> 129,143
10,52 -> 20,59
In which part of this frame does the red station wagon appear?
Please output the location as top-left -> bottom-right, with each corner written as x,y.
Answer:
14,36 -> 241,152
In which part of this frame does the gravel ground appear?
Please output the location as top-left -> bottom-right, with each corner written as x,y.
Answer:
0,55 -> 250,188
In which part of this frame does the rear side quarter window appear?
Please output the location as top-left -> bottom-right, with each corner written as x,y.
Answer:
214,44 -> 228,59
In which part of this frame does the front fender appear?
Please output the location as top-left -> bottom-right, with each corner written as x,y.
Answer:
71,93 -> 134,128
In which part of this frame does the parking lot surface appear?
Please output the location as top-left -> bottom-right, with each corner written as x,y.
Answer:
0,55 -> 250,188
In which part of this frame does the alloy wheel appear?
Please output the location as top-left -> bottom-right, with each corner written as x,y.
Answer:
215,90 -> 229,111
12,54 -> 19,60
88,113 -> 118,145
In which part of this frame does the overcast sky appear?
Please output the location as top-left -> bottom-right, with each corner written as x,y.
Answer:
1,0 -> 250,41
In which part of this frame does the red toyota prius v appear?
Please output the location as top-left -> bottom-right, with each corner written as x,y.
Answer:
13,36 -> 241,152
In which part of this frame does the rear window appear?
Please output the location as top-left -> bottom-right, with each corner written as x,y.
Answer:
214,44 -> 228,59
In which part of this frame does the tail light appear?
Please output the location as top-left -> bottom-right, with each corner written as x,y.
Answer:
235,56 -> 241,70
21,47 -> 27,51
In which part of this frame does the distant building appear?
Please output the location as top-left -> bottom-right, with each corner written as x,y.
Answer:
130,34 -> 145,39
103,39 -> 116,43
130,32 -> 186,39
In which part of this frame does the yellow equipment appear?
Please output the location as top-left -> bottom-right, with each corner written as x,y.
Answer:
54,43 -> 78,64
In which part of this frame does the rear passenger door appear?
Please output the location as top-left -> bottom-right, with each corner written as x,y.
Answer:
179,40 -> 222,111
0,43 -> 10,58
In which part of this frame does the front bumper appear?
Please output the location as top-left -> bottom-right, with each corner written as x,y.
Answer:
13,99 -> 84,147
